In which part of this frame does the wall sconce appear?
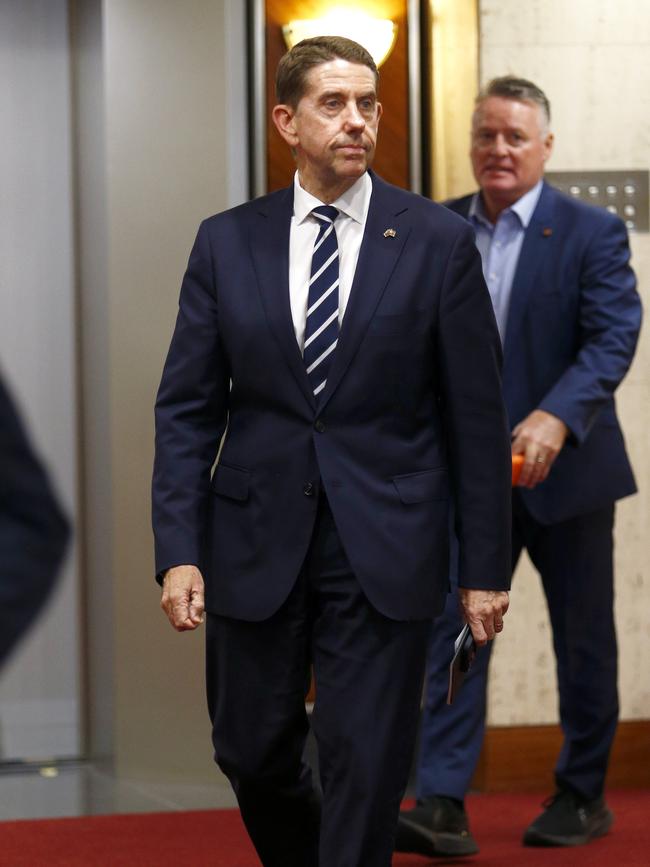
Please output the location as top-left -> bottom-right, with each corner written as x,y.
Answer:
282,7 -> 398,68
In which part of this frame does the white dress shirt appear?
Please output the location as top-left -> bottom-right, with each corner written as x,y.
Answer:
289,171 -> 372,351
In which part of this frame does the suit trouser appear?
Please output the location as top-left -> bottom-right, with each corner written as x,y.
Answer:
206,493 -> 430,867
416,495 -> 618,803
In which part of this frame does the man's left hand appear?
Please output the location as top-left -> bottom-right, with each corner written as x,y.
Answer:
511,409 -> 568,489
459,588 -> 510,647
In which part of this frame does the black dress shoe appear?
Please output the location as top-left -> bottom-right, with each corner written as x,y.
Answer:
523,789 -> 614,847
395,796 -> 479,857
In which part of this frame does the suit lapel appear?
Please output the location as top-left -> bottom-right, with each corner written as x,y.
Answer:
319,175 -> 411,410
249,187 -> 316,411
503,183 -> 556,364
249,176 -> 412,413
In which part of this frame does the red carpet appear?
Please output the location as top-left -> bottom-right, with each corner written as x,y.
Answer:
0,790 -> 648,866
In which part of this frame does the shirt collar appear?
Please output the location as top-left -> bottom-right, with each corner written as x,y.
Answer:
292,171 -> 372,225
469,179 -> 544,230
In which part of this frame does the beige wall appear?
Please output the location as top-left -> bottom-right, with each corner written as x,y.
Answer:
479,0 -> 650,725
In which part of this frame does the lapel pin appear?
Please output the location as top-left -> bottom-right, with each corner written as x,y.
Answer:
383,228 -> 397,238
542,227 -> 553,237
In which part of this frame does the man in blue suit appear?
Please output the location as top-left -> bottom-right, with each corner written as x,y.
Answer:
0,370 -> 69,666
152,38 -> 512,867
396,76 -> 641,857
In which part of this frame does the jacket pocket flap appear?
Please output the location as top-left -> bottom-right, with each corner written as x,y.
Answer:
211,463 -> 250,501
392,469 -> 449,504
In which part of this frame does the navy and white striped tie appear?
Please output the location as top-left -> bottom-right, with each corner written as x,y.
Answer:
304,205 -> 340,399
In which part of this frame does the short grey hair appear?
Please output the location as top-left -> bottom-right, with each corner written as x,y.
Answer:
476,75 -> 551,131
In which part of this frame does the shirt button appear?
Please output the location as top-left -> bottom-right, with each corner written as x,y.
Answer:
303,482 -> 315,497
314,419 -> 326,433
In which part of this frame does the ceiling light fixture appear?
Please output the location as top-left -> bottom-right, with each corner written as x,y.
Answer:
283,7 -> 397,68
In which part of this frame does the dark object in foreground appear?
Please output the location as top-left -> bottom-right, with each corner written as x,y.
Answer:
395,795 -> 479,857
0,372 -> 70,666
523,789 -> 614,846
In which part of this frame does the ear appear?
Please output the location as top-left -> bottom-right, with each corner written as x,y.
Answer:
272,104 -> 299,148
542,131 -> 554,163
376,101 -> 383,124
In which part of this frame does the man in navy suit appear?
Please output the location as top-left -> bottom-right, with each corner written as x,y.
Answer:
152,38 -> 512,867
396,76 -> 641,858
0,370 -> 69,666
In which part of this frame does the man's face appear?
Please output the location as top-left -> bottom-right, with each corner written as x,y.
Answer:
273,59 -> 382,199
470,96 -> 553,209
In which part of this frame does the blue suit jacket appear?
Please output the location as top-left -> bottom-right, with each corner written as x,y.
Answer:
448,182 -> 641,525
153,173 -> 512,621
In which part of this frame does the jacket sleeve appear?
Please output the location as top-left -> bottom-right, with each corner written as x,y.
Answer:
436,223 -> 512,591
152,220 -> 231,581
538,215 -> 642,444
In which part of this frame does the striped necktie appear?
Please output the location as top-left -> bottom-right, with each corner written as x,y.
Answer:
303,205 -> 340,399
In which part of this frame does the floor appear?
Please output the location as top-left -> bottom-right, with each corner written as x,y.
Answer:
1,729 -> 414,822
0,759 -> 238,822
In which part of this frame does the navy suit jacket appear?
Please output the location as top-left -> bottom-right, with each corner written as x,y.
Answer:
448,182 -> 641,525
153,173 -> 512,622
0,372 -> 69,665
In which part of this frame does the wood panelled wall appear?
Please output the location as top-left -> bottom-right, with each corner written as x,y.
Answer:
472,721 -> 650,792
264,0 -> 411,192
428,0 -> 478,201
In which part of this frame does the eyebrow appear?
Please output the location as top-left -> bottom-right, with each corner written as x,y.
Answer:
318,89 -> 377,101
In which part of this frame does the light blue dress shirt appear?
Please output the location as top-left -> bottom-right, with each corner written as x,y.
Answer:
468,180 -> 544,343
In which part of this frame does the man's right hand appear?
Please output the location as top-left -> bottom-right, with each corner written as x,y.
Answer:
511,409 -> 568,489
161,565 -> 205,631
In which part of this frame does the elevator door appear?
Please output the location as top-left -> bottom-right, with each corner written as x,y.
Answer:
0,0 -> 82,762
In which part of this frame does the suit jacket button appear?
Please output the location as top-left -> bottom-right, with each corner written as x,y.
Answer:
314,420 -> 326,433
303,482 -> 314,497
